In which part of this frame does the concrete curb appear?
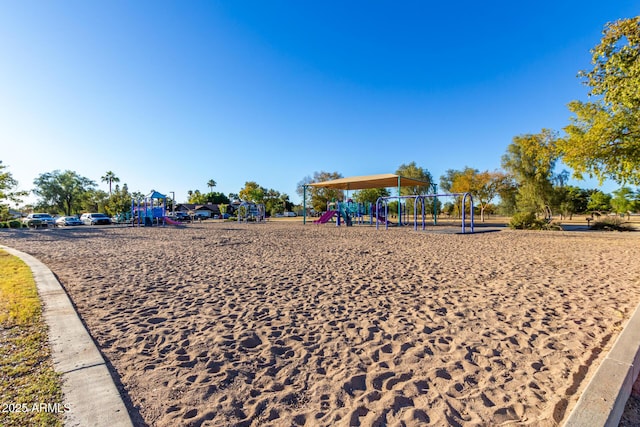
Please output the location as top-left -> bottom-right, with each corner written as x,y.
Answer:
1,246 -> 133,427
563,302 -> 640,427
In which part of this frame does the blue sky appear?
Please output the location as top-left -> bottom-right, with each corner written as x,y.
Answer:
1,1 -> 638,205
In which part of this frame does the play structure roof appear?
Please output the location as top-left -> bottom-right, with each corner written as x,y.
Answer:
146,190 -> 167,199
307,173 -> 431,190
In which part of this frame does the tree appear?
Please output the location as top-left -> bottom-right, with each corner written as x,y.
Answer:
239,182 -> 265,203
101,171 -> 120,196
502,129 -> 559,216
104,184 -> 133,217
395,162 -> 433,195
81,189 -> 109,214
187,190 -> 207,204
33,170 -> 97,215
297,171 -> 344,212
205,192 -> 230,205
207,179 -> 217,192
553,185 -> 590,219
611,187 -> 636,216
442,167 -> 509,222
262,189 -> 290,216
561,17 -> 640,185
587,190 -> 612,212
0,161 -> 28,220
496,180 -> 518,216
353,188 -> 390,205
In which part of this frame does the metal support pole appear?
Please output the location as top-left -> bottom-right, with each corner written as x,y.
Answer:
432,184 -> 438,225
303,185 -> 307,225
397,176 -> 401,226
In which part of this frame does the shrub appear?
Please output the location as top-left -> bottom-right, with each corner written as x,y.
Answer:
509,212 -> 561,230
591,216 -> 635,231
8,220 -> 23,228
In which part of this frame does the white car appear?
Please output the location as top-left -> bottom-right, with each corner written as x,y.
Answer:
22,213 -> 56,227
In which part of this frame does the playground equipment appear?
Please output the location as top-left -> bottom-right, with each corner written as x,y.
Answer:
314,200 -> 371,226
375,193 -> 474,233
237,202 -> 266,223
132,190 -> 170,227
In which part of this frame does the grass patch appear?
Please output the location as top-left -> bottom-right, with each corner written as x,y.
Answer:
0,250 -> 64,427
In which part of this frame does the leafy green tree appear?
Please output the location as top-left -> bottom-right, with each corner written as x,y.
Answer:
206,192 -> 229,204
553,185 -> 590,219
395,162 -> 433,195
101,171 -> 120,196
587,190 -> 612,212
239,181 -> 265,203
81,189 -> 109,214
502,129 -> 559,216
611,187 -> 636,216
33,170 -> 96,215
207,179 -> 217,192
187,190 -> 208,204
0,161 -> 28,220
561,17 -> 640,185
104,184 -> 133,217
262,189 -> 290,216
353,188 -> 390,205
496,180 -> 518,216
297,171 -> 344,212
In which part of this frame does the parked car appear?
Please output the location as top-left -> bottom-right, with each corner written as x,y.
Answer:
22,213 -> 56,227
55,216 -> 83,226
173,212 -> 191,222
193,212 -> 209,220
80,213 -> 112,225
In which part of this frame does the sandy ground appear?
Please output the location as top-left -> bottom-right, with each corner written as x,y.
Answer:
2,222 -> 640,426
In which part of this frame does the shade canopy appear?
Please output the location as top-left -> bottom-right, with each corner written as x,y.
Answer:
146,190 -> 167,199
307,173 -> 431,190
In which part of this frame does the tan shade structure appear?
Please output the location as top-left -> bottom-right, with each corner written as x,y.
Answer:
307,173 -> 431,190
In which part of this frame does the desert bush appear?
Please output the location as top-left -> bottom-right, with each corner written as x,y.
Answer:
509,212 -> 545,230
3,220 -> 23,228
591,217 -> 635,231
509,212 -> 561,230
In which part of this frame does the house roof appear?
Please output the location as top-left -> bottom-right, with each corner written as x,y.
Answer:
176,203 -> 219,212
307,173 -> 431,190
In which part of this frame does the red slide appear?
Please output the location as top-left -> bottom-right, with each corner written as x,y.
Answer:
163,216 -> 183,226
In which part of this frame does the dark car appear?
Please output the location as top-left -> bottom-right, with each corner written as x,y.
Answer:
173,212 -> 191,221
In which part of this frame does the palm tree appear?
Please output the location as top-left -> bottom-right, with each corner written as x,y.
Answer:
101,171 -> 120,196
207,179 -> 217,193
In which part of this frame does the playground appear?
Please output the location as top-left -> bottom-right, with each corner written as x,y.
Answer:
303,173 -> 475,233
2,222 -> 639,426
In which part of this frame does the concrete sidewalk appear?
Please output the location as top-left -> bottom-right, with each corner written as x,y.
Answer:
563,302 -> 640,426
2,246 -> 133,427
